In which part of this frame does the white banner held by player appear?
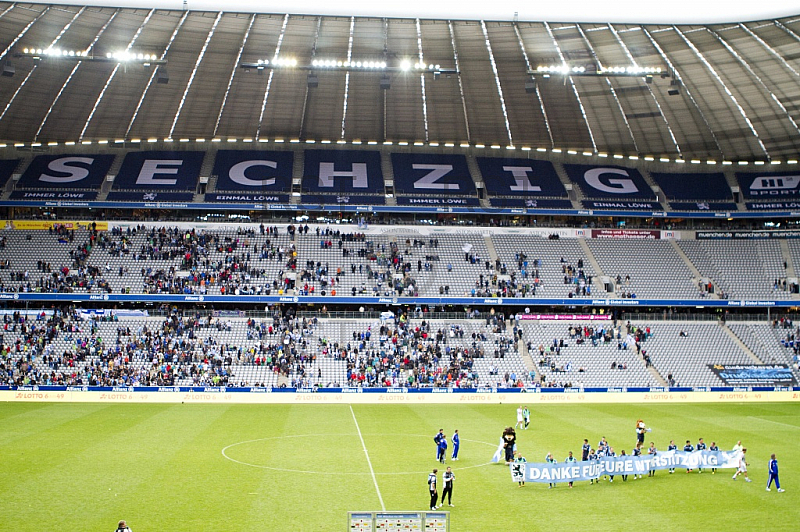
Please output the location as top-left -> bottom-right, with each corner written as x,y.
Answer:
509,450 -> 742,484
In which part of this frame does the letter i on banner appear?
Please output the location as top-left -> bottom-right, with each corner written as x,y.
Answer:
503,166 -> 541,193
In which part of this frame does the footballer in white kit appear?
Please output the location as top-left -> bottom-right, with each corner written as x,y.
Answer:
515,406 -> 524,429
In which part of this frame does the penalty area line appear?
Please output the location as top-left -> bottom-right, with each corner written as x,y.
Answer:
746,416 -> 800,429
350,405 -> 386,511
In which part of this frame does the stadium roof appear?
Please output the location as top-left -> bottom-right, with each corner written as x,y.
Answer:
0,3 -> 799,162
41,1 -> 800,25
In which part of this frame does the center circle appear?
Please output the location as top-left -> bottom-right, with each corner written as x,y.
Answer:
222,433 -> 498,476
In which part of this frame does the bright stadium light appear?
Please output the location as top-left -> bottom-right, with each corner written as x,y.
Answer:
531,64 -> 665,78
243,57 -> 450,75
19,47 -> 164,65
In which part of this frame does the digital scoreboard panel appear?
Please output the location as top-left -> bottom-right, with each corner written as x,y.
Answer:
348,511 -> 449,532
349,513 -> 375,532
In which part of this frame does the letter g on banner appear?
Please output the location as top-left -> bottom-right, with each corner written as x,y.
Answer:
584,168 -> 638,194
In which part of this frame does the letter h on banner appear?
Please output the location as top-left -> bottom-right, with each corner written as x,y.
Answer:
319,162 -> 368,188
302,150 -> 383,194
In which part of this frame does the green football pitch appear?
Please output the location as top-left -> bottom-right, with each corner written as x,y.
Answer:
1,401 -> 798,531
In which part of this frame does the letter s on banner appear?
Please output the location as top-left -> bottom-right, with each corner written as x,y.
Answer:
584,168 -> 638,194
39,157 -> 93,183
229,160 -> 277,187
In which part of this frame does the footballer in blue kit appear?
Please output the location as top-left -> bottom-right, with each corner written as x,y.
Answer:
696,438 -> 707,473
683,440 -> 694,473
767,453 -> 784,492
451,430 -> 460,460
437,434 -> 448,464
709,441 -> 719,474
632,443 -> 642,479
434,429 -> 445,461
668,440 -> 678,473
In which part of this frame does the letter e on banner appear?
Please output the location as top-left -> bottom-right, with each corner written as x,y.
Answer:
137,160 -> 182,186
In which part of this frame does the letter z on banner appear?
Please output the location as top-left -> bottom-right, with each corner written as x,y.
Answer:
18,154 -> 115,189
391,153 -> 475,195
563,164 -> 656,199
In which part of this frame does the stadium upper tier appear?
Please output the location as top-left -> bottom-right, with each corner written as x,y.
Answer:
1,221 -> 798,303
0,5 -> 799,163
1,313 -> 796,388
1,147 -> 800,214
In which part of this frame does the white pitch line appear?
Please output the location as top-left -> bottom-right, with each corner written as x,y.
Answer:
350,405 -> 386,511
747,416 -> 800,429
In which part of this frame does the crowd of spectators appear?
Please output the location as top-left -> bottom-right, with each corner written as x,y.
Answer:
2,221 -> 788,303
474,252 -> 594,299
0,223 -> 665,302
0,308 -> 529,389
335,312 -> 524,388
528,321 -> 656,388
299,230 -> 453,297
775,317 -> 800,370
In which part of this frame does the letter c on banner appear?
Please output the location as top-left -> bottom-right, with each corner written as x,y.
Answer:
229,160 -> 277,187
584,168 -> 638,194
39,157 -> 93,183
